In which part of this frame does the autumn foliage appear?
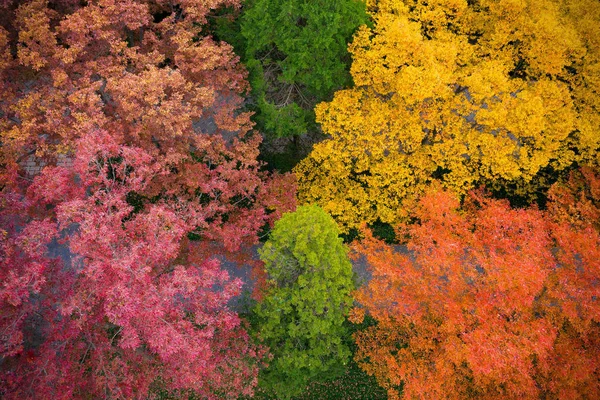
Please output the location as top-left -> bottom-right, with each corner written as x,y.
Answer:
350,186 -> 600,399
0,0 -> 294,398
2,0 -> 600,398
295,0 -> 600,231
547,164 -> 600,231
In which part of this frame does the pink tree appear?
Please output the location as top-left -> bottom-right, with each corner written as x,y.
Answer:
0,0 -> 295,398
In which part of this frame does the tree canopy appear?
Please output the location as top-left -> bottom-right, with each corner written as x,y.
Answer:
1,0 -> 599,398
295,0 -> 600,231
350,185 -> 600,399
241,0 -> 368,137
0,0 -> 295,398
255,205 -> 355,398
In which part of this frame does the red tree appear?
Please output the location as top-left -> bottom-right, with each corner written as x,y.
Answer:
547,164 -> 600,231
350,186 -> 600,399
0,0 -> 294,398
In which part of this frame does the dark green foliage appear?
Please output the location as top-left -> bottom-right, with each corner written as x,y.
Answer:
369,220 -> 396,244
341,221 -> 397,245
240,315 -> 388,400
295,359 -> 388,400
258,144 -> 306,173
258,133 -> 317,173
295,315 -> 387,400
241,0 -> 368,138
340,227 -> 360,244
206,6 -> 247,56
484,163 -> 577,209
254,205 -> 355,398
125,191 -> 145,214
255,99 -> 312,139
148,378 -> 200,400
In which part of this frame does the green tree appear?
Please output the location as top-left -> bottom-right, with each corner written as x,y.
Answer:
255,205 -> 355,398
241,0 -> 368,138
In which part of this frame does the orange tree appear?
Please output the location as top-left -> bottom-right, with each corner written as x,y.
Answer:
350,185 -> 600,399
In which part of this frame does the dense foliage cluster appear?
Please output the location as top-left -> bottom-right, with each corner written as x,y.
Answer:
295,0 -> 600,231
351,186 -> 600,399
1,0 -> 599,399
254,205 -> 355,398
0,0 -> 294,398
241,0 -> 368,138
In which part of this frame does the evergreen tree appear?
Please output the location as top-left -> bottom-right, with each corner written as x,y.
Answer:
241,0 -> 368,138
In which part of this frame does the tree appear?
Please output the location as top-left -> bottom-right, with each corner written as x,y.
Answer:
547,163 -> 600,231
350,186 -> 600,399
241,0 -> 368,138
294,0 -> 600,232
254,205 -> 355,398
0,0 -> 295,398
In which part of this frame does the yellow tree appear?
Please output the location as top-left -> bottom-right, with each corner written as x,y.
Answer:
295,0 -> 600,231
